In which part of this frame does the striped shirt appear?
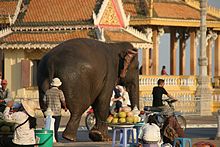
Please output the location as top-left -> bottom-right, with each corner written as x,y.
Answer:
45,87 -> 65,116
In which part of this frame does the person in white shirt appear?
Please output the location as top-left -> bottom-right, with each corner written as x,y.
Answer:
118,85 -> 131,107
110,85 -> 123,113
138,115 -> 162,147
0,99 -> 40,147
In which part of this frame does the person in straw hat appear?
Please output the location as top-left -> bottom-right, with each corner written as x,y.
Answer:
44,77 -> 67,142
0,99 -> 40,147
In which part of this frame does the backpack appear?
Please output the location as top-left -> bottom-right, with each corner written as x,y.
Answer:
163,124 -> 178,141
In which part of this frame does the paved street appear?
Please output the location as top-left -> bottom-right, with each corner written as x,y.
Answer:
53,129 -> 220,147
34,115 -> 220,147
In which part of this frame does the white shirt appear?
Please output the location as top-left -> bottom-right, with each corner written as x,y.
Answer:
3,107 -> 36,145
138,123 -> 161,142
121,91 -> 131,107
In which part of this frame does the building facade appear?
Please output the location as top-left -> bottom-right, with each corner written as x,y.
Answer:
0,0 -> 220,115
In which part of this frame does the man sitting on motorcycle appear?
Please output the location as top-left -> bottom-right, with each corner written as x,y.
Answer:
152,79 -> 176,109
152,79 -> 184,145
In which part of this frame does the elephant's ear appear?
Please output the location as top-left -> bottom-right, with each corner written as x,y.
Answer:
120,48 -> 138,78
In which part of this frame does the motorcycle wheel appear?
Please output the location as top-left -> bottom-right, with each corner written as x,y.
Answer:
176,115 -> 186,130
85,112 -> 96,130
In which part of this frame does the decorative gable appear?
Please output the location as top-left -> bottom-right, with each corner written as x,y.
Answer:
93,0 -> 130,28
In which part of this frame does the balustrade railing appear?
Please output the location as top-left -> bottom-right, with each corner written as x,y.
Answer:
139,95 -> 200,116
139,75 -> 213,115
139,75 -> 197,87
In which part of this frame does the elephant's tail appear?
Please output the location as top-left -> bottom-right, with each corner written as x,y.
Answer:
48,60 -> 55,84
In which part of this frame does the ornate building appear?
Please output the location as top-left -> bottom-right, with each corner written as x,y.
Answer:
0,0 -> 220,115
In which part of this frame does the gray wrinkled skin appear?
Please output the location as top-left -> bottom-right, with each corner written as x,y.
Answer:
37,38 -> 139,141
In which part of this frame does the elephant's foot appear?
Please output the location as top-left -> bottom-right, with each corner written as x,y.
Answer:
89,130 -> 112,142
62,130 -> 77,142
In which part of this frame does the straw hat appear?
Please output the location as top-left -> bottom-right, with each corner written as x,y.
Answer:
21,99 -> 40,117
50,78 -> 62,87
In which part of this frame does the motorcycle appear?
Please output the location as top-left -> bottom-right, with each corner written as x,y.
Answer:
85,108 -> 96,130
85,98 -> 186,131
143,98 -> 186,130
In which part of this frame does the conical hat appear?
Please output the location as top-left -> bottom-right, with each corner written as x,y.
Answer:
21,99 -> 40,117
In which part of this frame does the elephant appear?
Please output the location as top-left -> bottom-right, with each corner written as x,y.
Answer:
37,38 -> 139,141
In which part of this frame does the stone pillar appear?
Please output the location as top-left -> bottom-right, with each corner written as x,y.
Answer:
152,28 -> 159,75
206,39 -> 212,76
195,0 -> 212,116
179,31 -> 186,75
170,28 -> 177,75
214,34 -> 220,87
190,30 -> 197,75
142,48 -> 149,75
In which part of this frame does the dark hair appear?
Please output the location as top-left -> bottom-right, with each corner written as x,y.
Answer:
157,79 -> 165,85
162,65 -> 166,69
147,115 -> 157,125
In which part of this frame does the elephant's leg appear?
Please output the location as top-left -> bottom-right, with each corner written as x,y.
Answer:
89,83 -> 114,141
62,91 -> 90,141
62,111 -> 84,141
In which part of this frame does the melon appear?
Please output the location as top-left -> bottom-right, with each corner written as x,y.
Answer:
119,118 -> 126,123
118,111 -> 127,118
126,112 -> 134,117
126,116 -> 134,123
133,116 -> 140,123
112,118 -> 119,124
106,115 -> 114,123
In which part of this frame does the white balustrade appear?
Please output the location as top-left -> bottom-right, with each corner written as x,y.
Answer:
139,75 -> 197,87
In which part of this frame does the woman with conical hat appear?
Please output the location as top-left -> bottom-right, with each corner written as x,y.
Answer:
0,99 -> 40,147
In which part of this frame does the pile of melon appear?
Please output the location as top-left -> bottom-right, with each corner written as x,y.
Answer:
0,112 -> 15,133
106,106 -> 141,124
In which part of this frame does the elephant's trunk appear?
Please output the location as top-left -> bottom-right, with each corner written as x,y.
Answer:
120,49 -> 138,78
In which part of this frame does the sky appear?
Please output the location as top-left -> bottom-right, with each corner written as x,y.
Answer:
142,0 -> 220,76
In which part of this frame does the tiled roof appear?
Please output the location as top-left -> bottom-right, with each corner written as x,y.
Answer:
123,3 -> 138,17
104,29 -> 145,43
0,0 -> 18,16
23,0 -> 96,23
153,2 -> 217,20
1,30 -> 92,43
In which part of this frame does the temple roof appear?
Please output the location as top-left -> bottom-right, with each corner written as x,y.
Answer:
1,0 -> 220,26
124,0 -> 220,27
0,0 -> 20,24
153,2 -> 217,21
104,29 -> 146,43
0,0 -> 18,16
2,30 -> 92,43
1,0 -> 220,50
15,0 -> 97,26
0,29 -> 95,49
